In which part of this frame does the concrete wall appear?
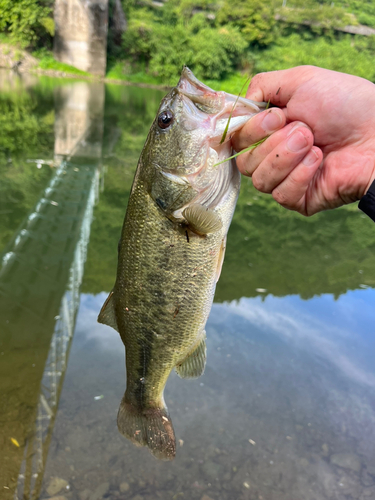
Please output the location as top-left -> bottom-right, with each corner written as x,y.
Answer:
54,0 -> 109,76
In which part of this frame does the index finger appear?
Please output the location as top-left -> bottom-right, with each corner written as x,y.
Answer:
247,66 -> 316,106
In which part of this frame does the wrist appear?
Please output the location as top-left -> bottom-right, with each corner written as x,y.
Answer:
359,177 -> 375,222
364,170 -> 375,196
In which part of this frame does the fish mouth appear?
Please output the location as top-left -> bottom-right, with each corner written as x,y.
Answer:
178,66 -> 267,144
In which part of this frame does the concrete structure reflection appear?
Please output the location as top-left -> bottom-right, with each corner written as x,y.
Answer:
0,80 -> 105,500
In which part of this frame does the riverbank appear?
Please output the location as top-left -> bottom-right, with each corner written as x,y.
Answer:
0,43 -> 248,94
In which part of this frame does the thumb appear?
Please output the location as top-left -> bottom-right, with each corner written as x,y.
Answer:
247,66 -> 315,107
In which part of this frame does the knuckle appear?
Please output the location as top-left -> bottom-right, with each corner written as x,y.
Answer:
236,155 -> 248,174
252,173 -> 267,193
272,188 -> 291,207
249,73 -> 263,86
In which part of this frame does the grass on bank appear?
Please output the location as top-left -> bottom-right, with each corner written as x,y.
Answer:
32,48 -> 90,76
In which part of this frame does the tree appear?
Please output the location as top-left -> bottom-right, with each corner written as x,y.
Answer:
216,0 -> 277,46
0,0 -> 54,47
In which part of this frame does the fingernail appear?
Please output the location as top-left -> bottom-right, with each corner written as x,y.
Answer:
287,122 -> 308,136
262,110 -> 282,132
302,148 -> 319,166
287,130 -> 308,152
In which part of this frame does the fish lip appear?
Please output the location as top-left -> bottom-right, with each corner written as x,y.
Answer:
177,67 -> 225,113
177,67 -> 267,118
177,66 -> 215,95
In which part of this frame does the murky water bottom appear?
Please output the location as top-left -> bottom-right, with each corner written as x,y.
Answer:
1,69 -> 375,500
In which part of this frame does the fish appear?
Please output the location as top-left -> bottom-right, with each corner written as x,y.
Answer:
98,67 -> 265,460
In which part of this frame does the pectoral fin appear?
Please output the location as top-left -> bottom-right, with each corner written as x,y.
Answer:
216,236 -> 226,283
175,334 -> 207,378
98,290 -> 119,333
182,204 -> 222,235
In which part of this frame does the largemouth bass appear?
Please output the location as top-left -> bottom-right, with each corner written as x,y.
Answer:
98,68 -> 265,460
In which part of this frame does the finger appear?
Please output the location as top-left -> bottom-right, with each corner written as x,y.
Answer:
236,122 -> 311,178
251,126 -> 314,194
232,107 -> 286,152
272,146 -> 323,216
246,67 -> 315,106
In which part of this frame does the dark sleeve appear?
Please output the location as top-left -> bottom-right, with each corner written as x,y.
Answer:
358,179 -> 375,223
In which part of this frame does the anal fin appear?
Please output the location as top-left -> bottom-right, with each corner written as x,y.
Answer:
98,290 -> 119,333
175,334 -> 207,379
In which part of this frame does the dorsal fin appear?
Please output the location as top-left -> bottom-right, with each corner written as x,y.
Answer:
98,290 -> 119,333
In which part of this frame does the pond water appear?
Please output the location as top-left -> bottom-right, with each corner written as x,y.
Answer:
1,69 -> 375,500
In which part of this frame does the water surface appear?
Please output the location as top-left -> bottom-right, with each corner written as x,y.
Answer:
1,69 -> 375,500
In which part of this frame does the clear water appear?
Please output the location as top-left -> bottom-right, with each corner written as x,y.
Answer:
1,69 -> 375,500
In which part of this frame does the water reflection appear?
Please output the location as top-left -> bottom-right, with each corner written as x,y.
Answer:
0,72 -> 374,500
39,291 -> 375,500
54,81 -> 105,160
0,76 -> 104,500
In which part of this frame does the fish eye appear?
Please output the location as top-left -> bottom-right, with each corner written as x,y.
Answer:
158,110 -> 174,129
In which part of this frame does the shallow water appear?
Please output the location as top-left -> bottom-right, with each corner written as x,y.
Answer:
1,69 -> 375,500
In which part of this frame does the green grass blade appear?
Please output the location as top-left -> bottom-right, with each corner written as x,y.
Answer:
213,137 -> 268,168
219,76 -> 251,145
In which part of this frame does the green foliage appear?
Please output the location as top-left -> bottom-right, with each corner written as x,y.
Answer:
118,0 -> 375,87
278,0 -> 353,34
335,0 -> 375,28
0,0 -> 53,47
252,34 -> 375,81
217,0 -> 277,46
122,8 -> 247,81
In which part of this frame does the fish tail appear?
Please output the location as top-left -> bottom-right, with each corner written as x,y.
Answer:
117,398 -> 176,461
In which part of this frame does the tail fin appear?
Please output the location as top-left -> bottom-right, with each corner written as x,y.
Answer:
117,399 -> 176,461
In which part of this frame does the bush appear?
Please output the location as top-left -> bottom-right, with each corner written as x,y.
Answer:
216,0 -> 277,46
253,34 -> 375,82
122,11 -> 247,81
0,0 -> 54,48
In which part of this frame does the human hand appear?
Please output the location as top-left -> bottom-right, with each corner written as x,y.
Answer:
233,65 -> 375,216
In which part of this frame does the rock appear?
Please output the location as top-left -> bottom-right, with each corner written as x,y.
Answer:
90,482 -> 110,500
362,486 -> 375,497
330,453 -> 362,473
120,482 -> 130,493
46,477 -> 68,496
202,461 -> 222,480
201,495 -> 214,500
361,470 -> 375,487
79,489 -> 91,500
321,443 -> 329,457
48,497 -> 68,500
131,495 -> 143,500
138,480 -> 146,488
